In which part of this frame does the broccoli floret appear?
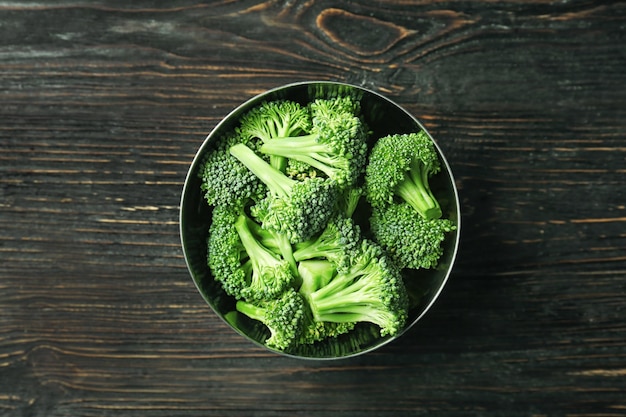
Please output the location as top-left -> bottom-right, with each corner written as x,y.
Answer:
244,213 -> 298,275
207,205 -> 250,299
306,239 -> 409,337
238,100 -> 312,172
309,95 -> 362,120
365,131 -> 443,220
199,133 -> 266,207
259,97 -> 369,188
207,204 -> 295,302
233,209 -> 296,302
236,287 -> 306,351
370,202 -> 456,270
293,216 -> 362,272
299,317 -> 356,346
229,142 -> 339,244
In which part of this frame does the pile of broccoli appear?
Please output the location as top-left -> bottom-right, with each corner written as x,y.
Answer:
199,96 -> 456,353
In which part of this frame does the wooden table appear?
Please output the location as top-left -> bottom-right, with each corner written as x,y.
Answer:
2,1 -> 625,416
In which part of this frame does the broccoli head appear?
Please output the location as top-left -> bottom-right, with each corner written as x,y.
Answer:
236,287 -> 306,351
259,96 -> 369,188
365,131 -> 443,220
207,204 -> 295,302
237,100 -> 312,171
243,211 -> 297,275
229,142 -> 339,244
298,318 -> 356,346
307,239 -> 409,337
207,205 -> 250,299
370,202 -> 456,270
199,132 -> 266,207
233,208 -> 296,302
293,215 -> 362,272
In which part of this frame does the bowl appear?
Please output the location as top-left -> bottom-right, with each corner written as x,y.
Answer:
180,81 -> 460,359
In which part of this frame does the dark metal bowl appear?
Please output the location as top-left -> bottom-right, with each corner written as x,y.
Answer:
180,81 -> 461,359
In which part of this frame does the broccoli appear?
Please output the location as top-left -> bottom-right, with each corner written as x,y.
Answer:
243,211 -> 298,275
200,95 -> 459,354
229,142 -> 339,244
236,287 -> 306,351
237,100 -> 312,172
207,205 -> 250,299
365,131 -> 443,220
207,204 -> 295,302
299,315 -> 357,346
293,215 -> 362,272
199,133 -> 266,207
233,208 -> 296,302
259,97 -> 369,188
370,202 -> 456,270
306,239 -> 409,337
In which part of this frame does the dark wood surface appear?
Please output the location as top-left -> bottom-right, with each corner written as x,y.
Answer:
2,1 -> 625,416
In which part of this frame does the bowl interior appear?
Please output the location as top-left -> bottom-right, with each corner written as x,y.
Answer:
180,81 -> 460,359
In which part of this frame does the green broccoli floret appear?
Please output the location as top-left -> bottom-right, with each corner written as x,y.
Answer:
244,212 -> 297,275
293,216 -> 362,272
233,209 -> 296,302
207,204 -> 295,302
365,131 -> 443,220
207,205 -> 249,299
236,287 -> 306,351
199,133 -> 266,207
237,100 -> 312,172
298,316 -> 357,346
229,142 -> 339,244
306,239 -> 410,337
370,202 -> 456,270
259,97 -> 369,188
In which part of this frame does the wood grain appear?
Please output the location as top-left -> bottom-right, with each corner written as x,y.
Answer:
1,1 -> 625,416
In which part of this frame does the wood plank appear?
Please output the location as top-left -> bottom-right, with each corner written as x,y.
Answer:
1,0 -> 625,415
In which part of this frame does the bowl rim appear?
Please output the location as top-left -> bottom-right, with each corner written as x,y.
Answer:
180,80 -> 461,360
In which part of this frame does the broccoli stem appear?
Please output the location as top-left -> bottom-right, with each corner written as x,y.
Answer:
269,155 -> 287,173
395,158 -> 442,220
292,228 -> 341,262
309,269 -> 371,307
312,306 -> 389,323
230,143 -> 294,197
267,114 -> 306,172
235,300 -> 266,323
245,214 -> 297,275
262,134 -> 321,152
309,274 -> 393,326
297,259 -> 336,296
234,213 -> 282,277
274,229 -> 298,277
261,137 -> 349,182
